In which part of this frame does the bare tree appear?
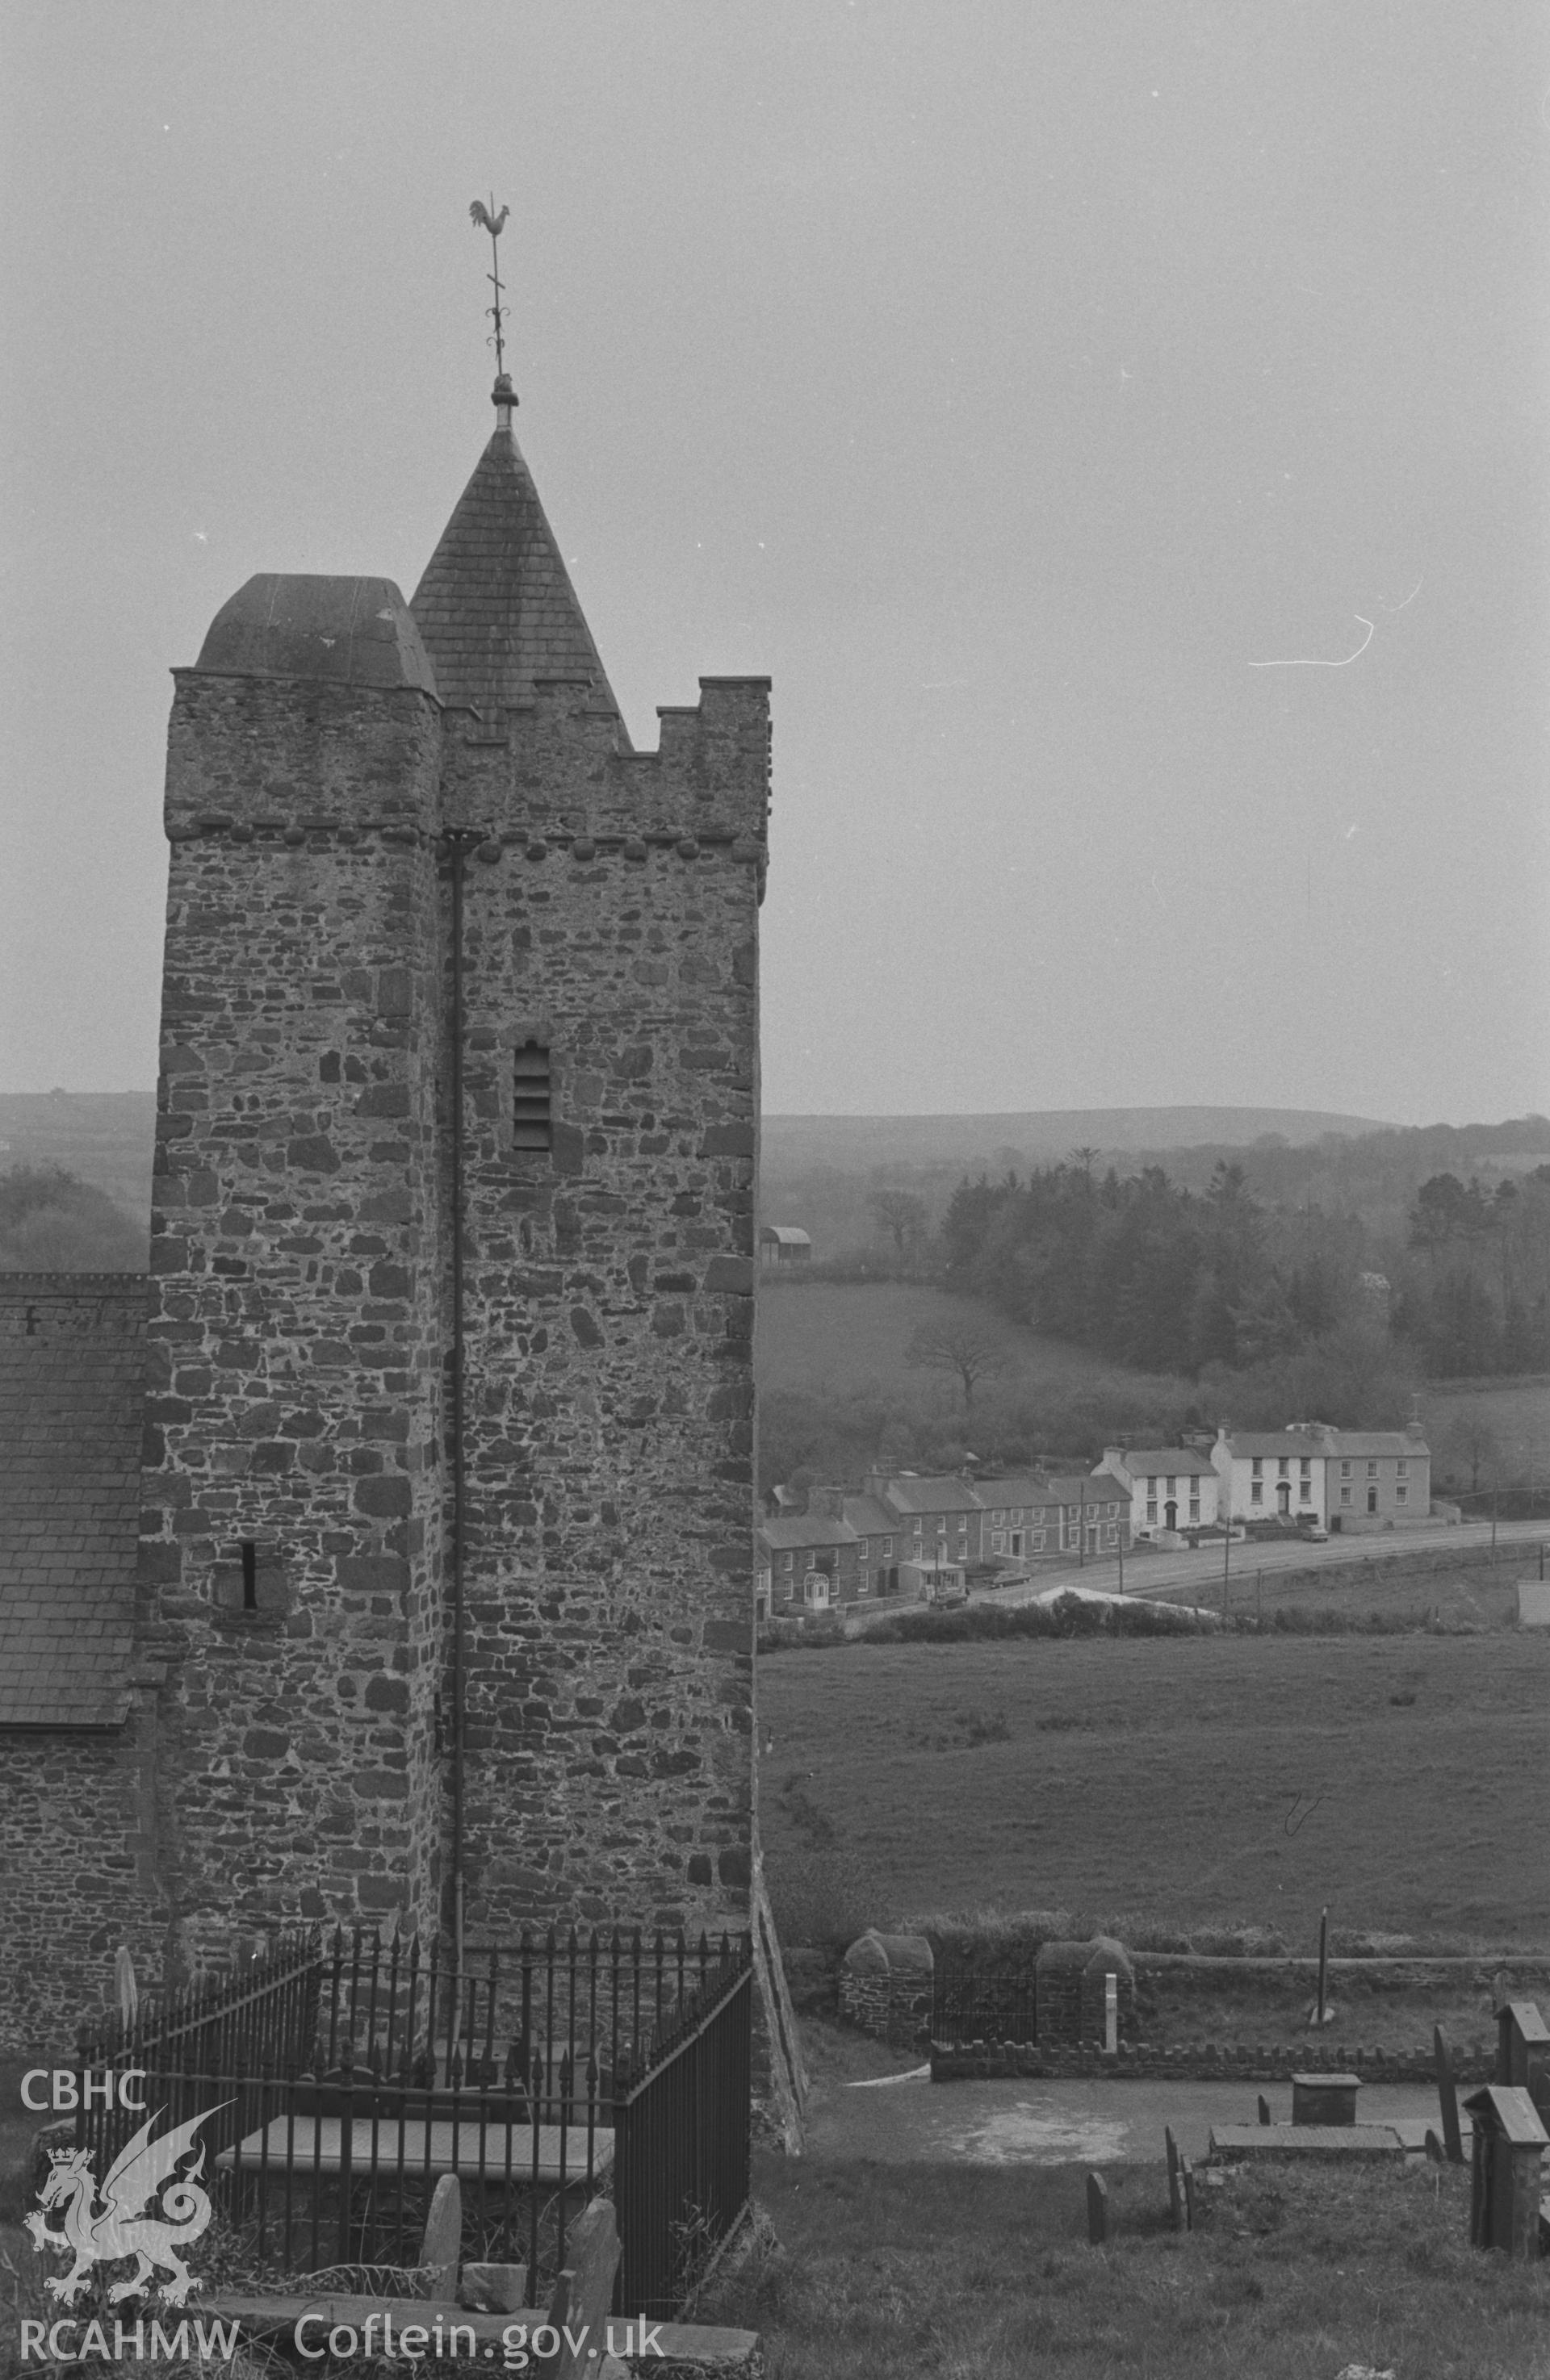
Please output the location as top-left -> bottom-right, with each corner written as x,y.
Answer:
869,1189 -> 928,1260
905,1321 -> 1012,1412
1441,1406 -> 1499,1497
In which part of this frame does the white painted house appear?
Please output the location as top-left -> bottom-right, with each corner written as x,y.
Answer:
1211,1425 -> 1326,1526
1095,1446 -> 1221,1541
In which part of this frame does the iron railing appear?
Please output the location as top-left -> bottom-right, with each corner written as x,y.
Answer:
78,1927 -> 322,2078
931,1958 -> 1037,2047
75,1926 -> 752,2320
614,1946 -> 752,2315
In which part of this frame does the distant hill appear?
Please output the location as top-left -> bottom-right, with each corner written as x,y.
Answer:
762,1107 -> 1389,1178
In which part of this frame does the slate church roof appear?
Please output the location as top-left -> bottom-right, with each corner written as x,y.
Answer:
0,1276 -> 146,1728
412,411 -> 625,729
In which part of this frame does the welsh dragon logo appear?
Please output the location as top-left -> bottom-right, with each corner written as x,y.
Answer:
25,2102 -> 230,2307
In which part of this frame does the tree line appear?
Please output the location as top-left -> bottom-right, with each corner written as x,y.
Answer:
0,1165 -> 148,1271
936,1157 -> 1550,1382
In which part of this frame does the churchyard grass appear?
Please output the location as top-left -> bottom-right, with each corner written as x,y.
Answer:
702,2147 -> 1550,2379
760,1630 -> 1550,1949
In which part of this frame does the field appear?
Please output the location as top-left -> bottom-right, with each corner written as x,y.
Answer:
1148,1545 -> 1529,1630
759,1630 -> 1550,1948
1426,1374 -> 1550,1488
756,1278 -> 1186,1405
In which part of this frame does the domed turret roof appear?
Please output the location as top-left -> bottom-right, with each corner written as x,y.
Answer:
195,575 -> 437,692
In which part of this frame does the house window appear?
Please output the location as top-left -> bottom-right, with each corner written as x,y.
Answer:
1341,1460 -> 1352,1478
1367,1461 -> 1378,1477
1188,1492 -> 1200,1517
1300,1483 -> 1313,1504
882,1537 -> 893,1557
857,1540 -> 869,1563
1030,1530 -> 1045,1551
1251,1458 -> 1263,1479
1278,1458 -> 1289,1479
1300,1458 -> 1311,1477
1146,1500 -> 1158,1524
1397,1461 -> 1408,1478
1340,1485 -> 1352,1505
782,1550 -> 794,1570
991,1531 -> 1007,1554
1396,1485 -> 1408,1503
1167,1475 -> 1177,1495
512,1039 -> 553,1149
1250,1483 -> 1263,1504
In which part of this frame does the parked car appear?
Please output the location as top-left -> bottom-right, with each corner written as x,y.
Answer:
1298,1521 -> 1329,1542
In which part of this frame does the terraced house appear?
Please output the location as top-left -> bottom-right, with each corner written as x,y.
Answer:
1211,1421 -> 1431,1532
759,1467 -> 1132,1616
1094,1445 -> 1221,1541
1323,1428 -> 1431,1528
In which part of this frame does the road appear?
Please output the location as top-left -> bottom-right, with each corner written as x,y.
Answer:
841,1516 -> 1548,1631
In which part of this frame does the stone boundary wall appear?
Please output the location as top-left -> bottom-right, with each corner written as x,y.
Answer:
838,1931 -> 934,2045
838,1968 -> 933,2046
930,2036 -> 1497,2085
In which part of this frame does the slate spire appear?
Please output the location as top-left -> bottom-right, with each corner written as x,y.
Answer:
411,381 -> 622,726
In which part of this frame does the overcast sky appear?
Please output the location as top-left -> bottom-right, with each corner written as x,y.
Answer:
2,3 -> 1547,1125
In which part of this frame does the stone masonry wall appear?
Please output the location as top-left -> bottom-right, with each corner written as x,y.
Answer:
0,1712 -> 165,2056
441,677 -> 768,1937
141,672 -> 448,1957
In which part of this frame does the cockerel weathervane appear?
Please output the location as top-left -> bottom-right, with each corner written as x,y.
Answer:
469,197 -> 510,380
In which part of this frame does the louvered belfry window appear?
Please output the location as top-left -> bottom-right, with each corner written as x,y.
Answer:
513,1039 -> 553,1150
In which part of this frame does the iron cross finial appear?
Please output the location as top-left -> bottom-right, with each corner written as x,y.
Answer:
468,195 -> 510,379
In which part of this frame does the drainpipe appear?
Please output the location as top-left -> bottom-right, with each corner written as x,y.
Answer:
448,834 -> 468,1973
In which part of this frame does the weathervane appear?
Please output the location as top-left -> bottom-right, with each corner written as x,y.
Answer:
469,196 -> 511,380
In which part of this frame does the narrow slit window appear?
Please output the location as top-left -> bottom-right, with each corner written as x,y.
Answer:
240,1540 -> 258,1611
512,1039 -> 553,1150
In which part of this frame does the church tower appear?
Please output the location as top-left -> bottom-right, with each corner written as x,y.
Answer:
139,372 -> 767,1960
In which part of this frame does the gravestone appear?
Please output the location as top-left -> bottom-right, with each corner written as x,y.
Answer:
419,2174 -> 461,2302
547,2198 -> 627,2380
1435,2025 -> 1465,2164
1462,2085 -> 1548,2261
1165,2127 -> 1183,2231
